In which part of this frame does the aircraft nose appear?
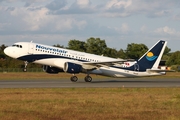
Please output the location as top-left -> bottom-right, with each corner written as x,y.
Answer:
4,47 -> 15,58
4,47 -> 10,56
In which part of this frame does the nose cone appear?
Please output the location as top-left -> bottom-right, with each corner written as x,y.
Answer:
4,47 -> 10,56
4,47 -> 17,58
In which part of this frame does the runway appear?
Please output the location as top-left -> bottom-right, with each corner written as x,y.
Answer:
0,78 -> 180,88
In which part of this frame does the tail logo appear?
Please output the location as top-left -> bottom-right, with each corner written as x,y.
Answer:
146,52 -> 157,61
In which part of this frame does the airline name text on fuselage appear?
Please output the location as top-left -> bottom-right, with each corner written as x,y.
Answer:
36,45 -> 67,53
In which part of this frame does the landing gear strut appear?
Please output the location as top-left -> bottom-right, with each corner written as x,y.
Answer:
23,61 -> 28,72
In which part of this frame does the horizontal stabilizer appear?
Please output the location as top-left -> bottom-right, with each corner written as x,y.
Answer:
147,69 -> 175,73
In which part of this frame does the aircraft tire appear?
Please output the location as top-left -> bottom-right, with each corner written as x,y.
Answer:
70,76 -> 78,82
23,68 -> 27,72
84,76 -> 92,82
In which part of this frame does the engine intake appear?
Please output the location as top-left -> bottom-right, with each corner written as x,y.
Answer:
64,62 -> 82,73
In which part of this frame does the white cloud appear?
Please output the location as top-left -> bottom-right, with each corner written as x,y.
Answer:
47,0 -> 95,15
153,10 -> 172,17
55,18 -> 87,31
121,23 -> 129,33
173,13 -> 180,21
0,23 -> 10,30
105,0 -> 132,9
140,25 -> 147,32
114,23 -> 130,33
154,26 -> 178,35
23,7 -> 50,31
0,4 -> 88,34
103,0 -> 132,17
55,18 -> 73,31
76,0 -> 90,7
46,0 -> 67,10
75,20 -> 87,30
102,0 -> 178,18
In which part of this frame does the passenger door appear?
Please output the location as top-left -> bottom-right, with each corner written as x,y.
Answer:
28,43 -> 34,54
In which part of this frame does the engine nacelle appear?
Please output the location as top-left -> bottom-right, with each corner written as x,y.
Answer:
43,65 -> 63,74
64,62 -> 82,73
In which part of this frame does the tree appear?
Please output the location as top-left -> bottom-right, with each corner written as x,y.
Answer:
166,51 -> 180,66
67,39 -> 86,52
117,49 -> 127,59
0,44 -> 7,59
164,46 -> 171,55
161,46 -> 171,61
53,44 -> 64,48
125,43 -> 148,59
85,37 -> 107,55
104,47 -> 118,58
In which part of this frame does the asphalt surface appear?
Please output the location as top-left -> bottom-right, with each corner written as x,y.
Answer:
0,78 -> 180,88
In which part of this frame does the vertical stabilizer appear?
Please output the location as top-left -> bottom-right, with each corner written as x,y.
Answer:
137,40 -> 167,71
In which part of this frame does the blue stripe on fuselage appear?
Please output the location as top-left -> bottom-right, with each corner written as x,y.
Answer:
17,54 -> 144,71
17,54 -> 86,62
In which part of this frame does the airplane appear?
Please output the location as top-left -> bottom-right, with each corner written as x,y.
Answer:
4,40 -> 168,82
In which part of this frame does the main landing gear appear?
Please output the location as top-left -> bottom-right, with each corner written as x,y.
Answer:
70,75 -> 92,82
84,75 -> 92,82
70,76 -> 78,82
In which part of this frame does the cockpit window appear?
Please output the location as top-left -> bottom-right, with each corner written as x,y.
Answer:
12,44 -> 23,48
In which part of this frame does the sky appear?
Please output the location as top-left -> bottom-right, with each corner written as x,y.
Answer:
0,0 -> 180,52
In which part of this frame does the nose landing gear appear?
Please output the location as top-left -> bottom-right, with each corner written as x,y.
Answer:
23,61 -> 28,72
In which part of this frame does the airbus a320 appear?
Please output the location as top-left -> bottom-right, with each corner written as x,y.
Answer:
4,40 -> 168,82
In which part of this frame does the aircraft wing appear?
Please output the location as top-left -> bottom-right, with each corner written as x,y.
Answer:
82,59 -> 127,69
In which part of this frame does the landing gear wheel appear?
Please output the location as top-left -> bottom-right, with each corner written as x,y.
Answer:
70,76 -> 78,82
84,76 -> 92,82
23,68 -> 27,72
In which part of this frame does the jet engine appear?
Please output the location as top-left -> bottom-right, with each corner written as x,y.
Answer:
64,62 -> 82,73
43,65 -> 63,74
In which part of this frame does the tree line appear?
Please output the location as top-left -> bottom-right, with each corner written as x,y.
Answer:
0,37 -> 179,70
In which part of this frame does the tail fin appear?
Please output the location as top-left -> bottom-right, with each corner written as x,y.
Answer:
137,40 -> 167,71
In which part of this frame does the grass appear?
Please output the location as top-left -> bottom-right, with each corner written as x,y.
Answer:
0,72 -> 180,120
0,88 -> 180,120
0,72 -> 108,80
